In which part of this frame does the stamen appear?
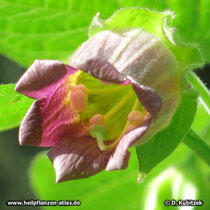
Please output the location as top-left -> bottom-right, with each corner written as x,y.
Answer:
73,84 -> 88,98
128,111 -> 144,125
127,124 -> 137,132
144,112 -> 151,120
104,91 -> 134,121
70,90 -> 87,112
89,114 -> 105,126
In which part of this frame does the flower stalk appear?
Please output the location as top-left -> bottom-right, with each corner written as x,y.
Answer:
186,71 -> 210,113
183,129 -> 210,167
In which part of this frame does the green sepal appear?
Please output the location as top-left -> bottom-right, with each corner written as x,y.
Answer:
89,8 -> 203,81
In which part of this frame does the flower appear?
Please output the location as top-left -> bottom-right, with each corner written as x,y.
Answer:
15,27 -> 180,182
15,7 -> 202,183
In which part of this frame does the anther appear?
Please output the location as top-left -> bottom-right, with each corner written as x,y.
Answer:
89,114 -> 105,126
70,90 -> 87,112
73,84 -> 88,99
127,124 -> 137,133
144,112 -> 151,121
128,111 -> 144,125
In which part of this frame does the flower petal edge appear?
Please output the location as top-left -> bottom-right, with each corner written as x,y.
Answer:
15,60 -> 78,99
47,137 -> 112,182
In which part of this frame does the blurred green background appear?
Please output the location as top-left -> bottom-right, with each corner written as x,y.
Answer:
0,55 -> 45,210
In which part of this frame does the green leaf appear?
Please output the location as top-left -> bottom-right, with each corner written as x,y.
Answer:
0,0 -> 119,67
0,84 -> 34,131
1,0 -> 208,67
136,89 -> 198,181
118,0 -> 210,63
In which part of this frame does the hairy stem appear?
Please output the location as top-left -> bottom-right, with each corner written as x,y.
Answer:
183,129 -> 210,167
186,71 -> 210,112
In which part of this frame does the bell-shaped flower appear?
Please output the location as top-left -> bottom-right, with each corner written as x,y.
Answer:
15,8 -> 202,182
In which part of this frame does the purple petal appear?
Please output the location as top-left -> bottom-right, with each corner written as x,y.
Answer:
19,80 -> 78,147
15,60 -> 78,99
78,58 -> 127,84
106,146 -> 130,171
19,100 -> 43,146
48,136 -> 112,182
106,119 -> 151,171
130,78 -> 162,117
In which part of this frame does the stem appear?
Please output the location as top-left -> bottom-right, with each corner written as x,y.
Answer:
186,71 -> 210,111
183,129 -> 210,167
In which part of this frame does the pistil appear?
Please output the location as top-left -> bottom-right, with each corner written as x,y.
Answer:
92,98 -> 143,151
